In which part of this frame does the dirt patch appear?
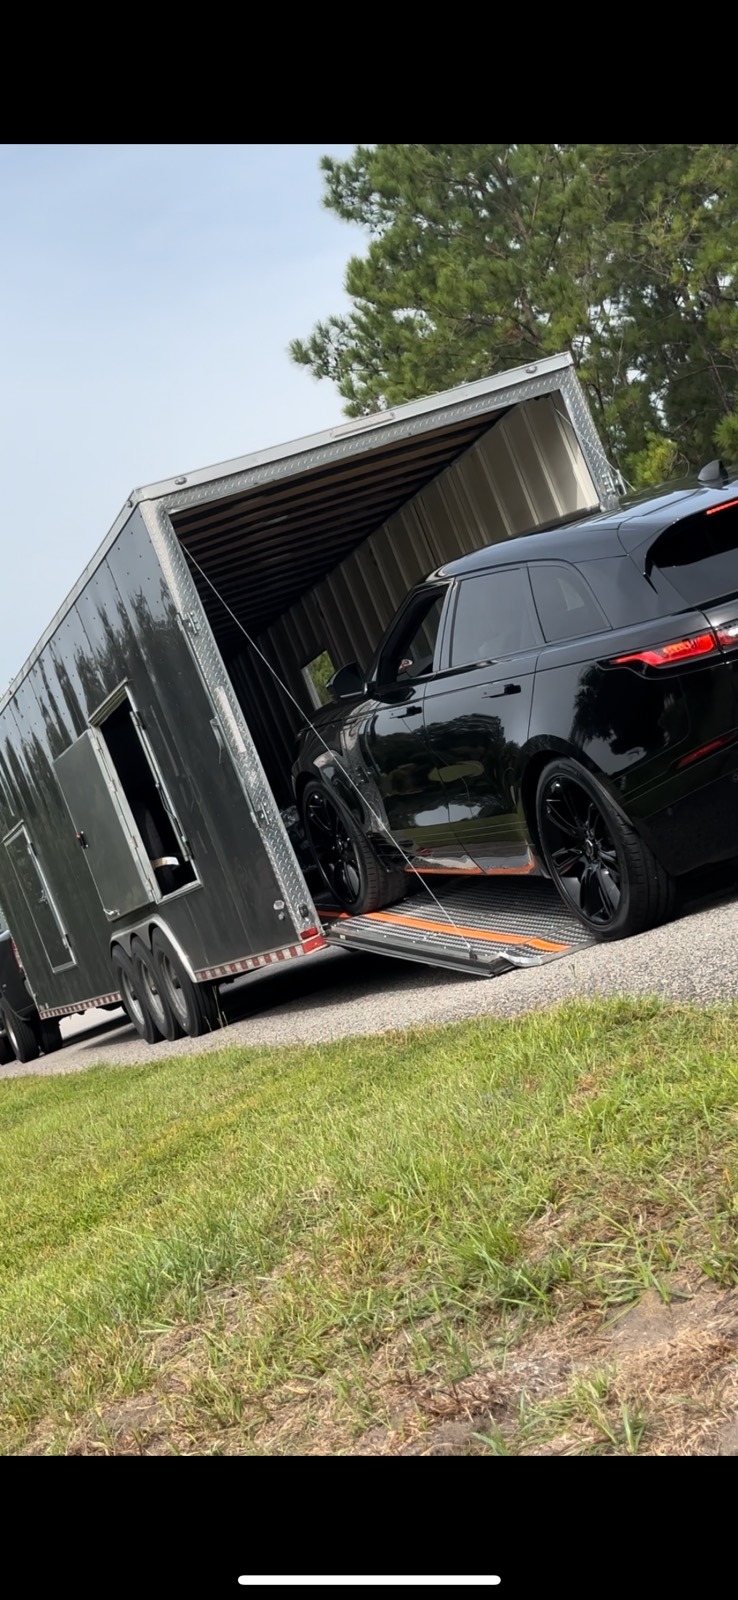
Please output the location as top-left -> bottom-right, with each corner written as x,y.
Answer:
21,1275 -> 738,1457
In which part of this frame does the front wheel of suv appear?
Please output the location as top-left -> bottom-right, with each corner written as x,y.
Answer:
301,780 -> 406,915
536,758 -> 677,940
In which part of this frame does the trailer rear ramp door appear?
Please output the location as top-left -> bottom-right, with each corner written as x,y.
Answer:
321,878 -> 594,976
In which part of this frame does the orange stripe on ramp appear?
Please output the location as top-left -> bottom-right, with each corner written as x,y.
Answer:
366,910 -> 570,953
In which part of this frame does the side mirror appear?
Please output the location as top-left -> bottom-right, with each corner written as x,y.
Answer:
326,662 -> 364,700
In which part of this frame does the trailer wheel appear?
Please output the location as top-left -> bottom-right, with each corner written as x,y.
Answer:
111,946 -> 162,1045
36,1017 -> 63,1055
0,1003 -> 40,1063
301,779 -> 406,914
150,930 -> 219,1038
131,937 -> 183,1042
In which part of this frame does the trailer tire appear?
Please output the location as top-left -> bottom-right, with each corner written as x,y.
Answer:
36,1017 -> 63,1055
0,1003 -> 40,1063
301,779 -> 407,914
111,946 -> 162,1045
0,1030 -> 14,1066
150,930 -> 219,1038
131,936 -> 183,1042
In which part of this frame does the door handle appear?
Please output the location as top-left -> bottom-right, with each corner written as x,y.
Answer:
482,682 -> 522,698
391,705 -> 423,719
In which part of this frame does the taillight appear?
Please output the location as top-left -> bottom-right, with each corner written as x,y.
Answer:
613,632 -> 717,668
716,621 -> 738,648
10,939 -> 24,975
706,497 -> 738,515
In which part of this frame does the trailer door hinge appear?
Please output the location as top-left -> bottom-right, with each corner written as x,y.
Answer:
184,613 -> 200,637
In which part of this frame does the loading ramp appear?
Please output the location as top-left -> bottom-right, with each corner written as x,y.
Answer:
321,877 -> 594,977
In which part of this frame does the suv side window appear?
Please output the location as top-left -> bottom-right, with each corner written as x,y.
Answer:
449,568 -> 538,667
529,562 -> 608,643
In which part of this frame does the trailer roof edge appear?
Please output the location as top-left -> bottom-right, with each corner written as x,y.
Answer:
1,353 -> 584,716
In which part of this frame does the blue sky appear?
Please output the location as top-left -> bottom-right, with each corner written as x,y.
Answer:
0,144 -> 362,684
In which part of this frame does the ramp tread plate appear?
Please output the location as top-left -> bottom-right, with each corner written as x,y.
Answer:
323,877 -> 593,972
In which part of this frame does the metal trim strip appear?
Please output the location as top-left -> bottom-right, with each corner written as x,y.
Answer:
39,989 -> 121,1019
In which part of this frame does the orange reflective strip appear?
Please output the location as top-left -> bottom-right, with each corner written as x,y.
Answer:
404,864 -> 536,877
485,864 -> 536,876
367,910 -> 569,953
405,865 -> 484,875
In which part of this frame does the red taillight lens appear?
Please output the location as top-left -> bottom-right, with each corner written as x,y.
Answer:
10,939 -> 24,975
613,632 -> 717,668
706,497 -> 738,515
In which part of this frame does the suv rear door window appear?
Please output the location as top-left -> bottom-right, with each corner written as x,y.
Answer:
529,563 -> 608,643
449,568 -> 537,667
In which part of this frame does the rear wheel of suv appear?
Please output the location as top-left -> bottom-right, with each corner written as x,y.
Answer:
536,758 -> 677,940
301,779 -> 406,914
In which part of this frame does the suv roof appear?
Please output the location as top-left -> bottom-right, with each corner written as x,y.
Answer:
436,467 -> 738,577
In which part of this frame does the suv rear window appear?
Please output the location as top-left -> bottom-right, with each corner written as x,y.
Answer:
650,506 -> 738,604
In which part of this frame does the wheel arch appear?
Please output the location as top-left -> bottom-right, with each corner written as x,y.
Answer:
296,762 -> 372,832
520,741 -> 639,859
109,919 -> 198,983
519,739 -> 605,860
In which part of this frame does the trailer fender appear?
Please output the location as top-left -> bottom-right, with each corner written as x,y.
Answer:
109,918 -> 199,984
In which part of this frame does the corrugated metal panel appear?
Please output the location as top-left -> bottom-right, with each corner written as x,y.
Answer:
253,397 -> 597,690
216,396 -> 602,804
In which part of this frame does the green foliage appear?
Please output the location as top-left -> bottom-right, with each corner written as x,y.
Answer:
291,144 -> 738,485
303,650 -> 335,706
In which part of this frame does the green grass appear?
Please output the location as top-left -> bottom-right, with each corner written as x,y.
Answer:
1,996 -> 738,1454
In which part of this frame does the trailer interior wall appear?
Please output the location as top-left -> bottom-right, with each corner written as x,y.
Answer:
180,395 -> 600,806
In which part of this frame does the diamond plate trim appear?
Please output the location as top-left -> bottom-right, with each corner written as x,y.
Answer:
139,500 -> 316,938
559,369 -> 621,510
154,369 -> 613,520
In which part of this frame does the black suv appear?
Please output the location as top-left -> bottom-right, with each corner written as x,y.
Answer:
0,909 -> 62,1064
293,464 -> 738,940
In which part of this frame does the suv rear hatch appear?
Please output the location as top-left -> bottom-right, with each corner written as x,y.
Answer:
645,499 -> 738,663
614,500 -> 738,771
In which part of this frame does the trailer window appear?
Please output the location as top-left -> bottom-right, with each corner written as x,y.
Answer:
99,700 -> 196,896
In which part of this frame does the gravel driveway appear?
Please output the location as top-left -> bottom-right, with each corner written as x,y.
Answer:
3,875 -> 738,1080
